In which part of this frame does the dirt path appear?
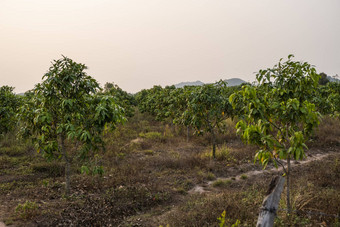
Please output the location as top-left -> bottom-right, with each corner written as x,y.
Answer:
0,207 -> 6,227
0,204 -> 7,227
189,151 -> 335,194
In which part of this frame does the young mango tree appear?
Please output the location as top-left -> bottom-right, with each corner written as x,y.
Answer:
327,82 -> 340,117
169,86 -> 195,142
135,85 -> 164,118
230,55 -> 320,211
18,56 -> 125,194
0,86 -> 22,136
183,81 -> 234,158
104,82 -> 136,117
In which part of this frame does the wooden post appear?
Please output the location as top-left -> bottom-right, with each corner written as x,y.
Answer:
256,176 -> 285,227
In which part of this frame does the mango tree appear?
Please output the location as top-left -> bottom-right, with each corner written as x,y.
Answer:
136,85 -> 164,118
103,82 -> 136,118
169,86 -> 195,141
230,55 -> 320,210
183,81 -> 234,158
327,82 -> 340,117
18,56 -> 125,194
313,85 -> 333,115
0,86 -> 22,137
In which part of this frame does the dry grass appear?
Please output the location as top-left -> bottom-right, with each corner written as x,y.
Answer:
311,116 -> 340,148
161,186 -> 264,227
1,111 -> 340,226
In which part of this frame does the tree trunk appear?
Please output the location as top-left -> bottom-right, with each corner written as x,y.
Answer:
60,134 -> 71,195
286,155 -> 291,212
186,126 -> 189,143
256,176 -> 285,227
285,125 -> 291,212
211,129 -> 216,159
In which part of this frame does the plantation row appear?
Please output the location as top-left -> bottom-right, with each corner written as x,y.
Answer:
1,55 -> 340,212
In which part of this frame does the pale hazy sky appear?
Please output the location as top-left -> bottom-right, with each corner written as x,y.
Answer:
1,0 -> 339,93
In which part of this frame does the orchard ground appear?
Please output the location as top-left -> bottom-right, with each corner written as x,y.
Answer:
0,111 -> 339,226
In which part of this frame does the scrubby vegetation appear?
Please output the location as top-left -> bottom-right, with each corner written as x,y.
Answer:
0,55 -> 339,226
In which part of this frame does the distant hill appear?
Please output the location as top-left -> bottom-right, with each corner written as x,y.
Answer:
174,80 -> 204,88
224,78 -> 247,86
328,76 -> 340,83
174,78 -> 246,88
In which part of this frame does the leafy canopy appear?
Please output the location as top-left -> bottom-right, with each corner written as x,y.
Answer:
182,81 -> 234,135
104,82 -> 136,117
0,86 -> 22,136
19,56 -> 125,160
230,55 -> 320,168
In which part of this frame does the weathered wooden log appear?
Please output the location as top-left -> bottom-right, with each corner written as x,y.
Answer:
256,176 -> 285,227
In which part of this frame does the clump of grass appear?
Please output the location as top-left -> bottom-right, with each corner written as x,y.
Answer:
151,151 -> 204,171
201,145 -> 237,162
217,210 -> 241,227
163,124 -> 174,138
176,187 -> 187,194
31,161 -> 65,177
116,152 -> 126,159
144,150 -> 154,155
15,200 -> 39,220
0,145 -> 28,156
0,155 -> 29,168
217,147 -> 232,161
0,155 -> 12,168
206,172 -> 216,181
139,132 -> 163,141
212,179 -> 232,187
169,150 -> 180,159
240,174 -> 248,180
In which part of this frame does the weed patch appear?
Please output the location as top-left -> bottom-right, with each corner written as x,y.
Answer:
212,179 -> 232,187
15,200 -> 39,220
